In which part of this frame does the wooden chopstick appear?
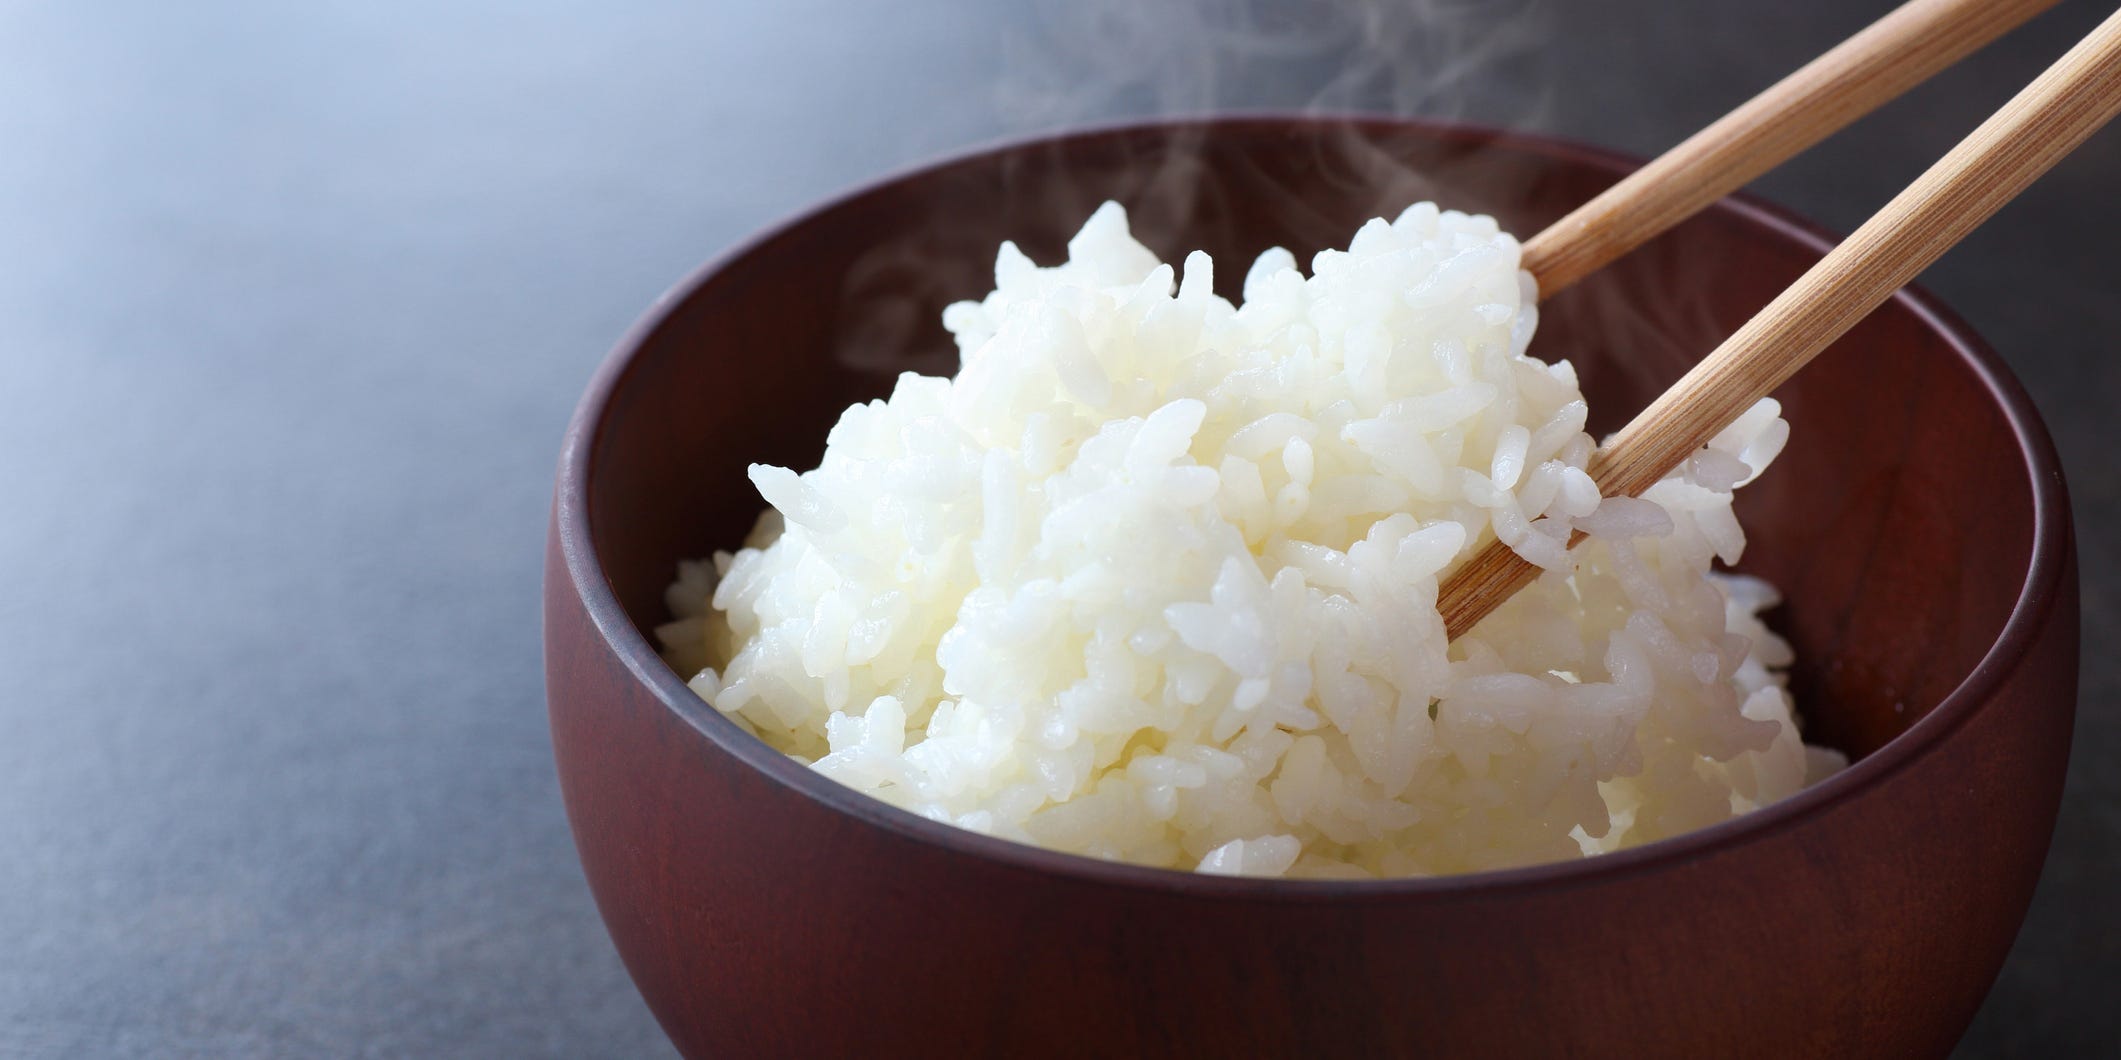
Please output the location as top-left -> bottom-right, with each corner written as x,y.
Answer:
1523,0 -> 2061,299
1440,4 -> 2121,641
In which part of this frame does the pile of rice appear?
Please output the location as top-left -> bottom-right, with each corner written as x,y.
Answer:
658,201 -> 1845,879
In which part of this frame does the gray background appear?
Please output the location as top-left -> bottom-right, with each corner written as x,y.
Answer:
2,1 -> 2114,1055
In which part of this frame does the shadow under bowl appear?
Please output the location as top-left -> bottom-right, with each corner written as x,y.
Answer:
545,116 -> 2078,1059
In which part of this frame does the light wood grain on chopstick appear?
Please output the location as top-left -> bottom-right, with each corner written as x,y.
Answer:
1522,0 -> 2060,299
1442,4 -> 2121,641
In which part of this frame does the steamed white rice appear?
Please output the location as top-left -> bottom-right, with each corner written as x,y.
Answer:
657,201 -> 1845,878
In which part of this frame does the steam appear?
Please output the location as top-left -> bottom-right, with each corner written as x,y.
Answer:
979,0 -> 1561,271
995,0 -> 1551,129
832,0 -> 1560,376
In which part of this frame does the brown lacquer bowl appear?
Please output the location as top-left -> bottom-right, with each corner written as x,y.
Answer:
545,117 -> 2077,1058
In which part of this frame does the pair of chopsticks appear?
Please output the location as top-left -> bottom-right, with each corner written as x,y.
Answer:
1438,0 -> 2121,639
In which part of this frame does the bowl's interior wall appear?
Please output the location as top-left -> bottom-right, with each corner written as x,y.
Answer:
586,119 -> 2034,762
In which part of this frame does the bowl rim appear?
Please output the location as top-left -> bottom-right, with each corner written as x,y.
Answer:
552,113 -> 2073,901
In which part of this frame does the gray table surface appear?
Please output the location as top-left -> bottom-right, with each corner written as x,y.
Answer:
3,1 -> 2114,1056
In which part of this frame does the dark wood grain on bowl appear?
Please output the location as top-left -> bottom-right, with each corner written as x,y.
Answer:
547,117 -> 2077,1058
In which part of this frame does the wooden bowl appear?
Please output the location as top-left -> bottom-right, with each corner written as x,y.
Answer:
545,117 -> 2077,1058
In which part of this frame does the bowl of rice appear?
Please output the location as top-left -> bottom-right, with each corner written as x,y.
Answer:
545,116 -> 2077,1058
